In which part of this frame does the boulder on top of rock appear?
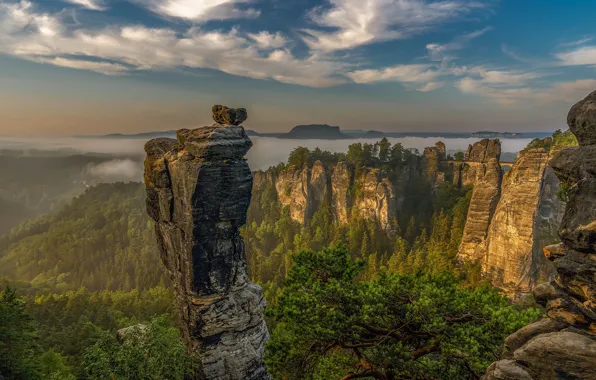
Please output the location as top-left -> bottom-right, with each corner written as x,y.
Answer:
568,90 -> 596,146
212,105 -> 248,126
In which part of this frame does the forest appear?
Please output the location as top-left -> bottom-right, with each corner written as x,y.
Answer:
0,134 -> 565,379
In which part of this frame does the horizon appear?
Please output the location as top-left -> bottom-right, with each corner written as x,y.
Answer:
1,0 -> 595,135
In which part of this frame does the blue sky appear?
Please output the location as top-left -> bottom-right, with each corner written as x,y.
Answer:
0,0 -> 595,135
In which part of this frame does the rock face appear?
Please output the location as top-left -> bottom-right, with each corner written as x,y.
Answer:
212,105 -> 248,126
355,169 -> 396,231
331,162 -> 353,224
483,91 -> 596,380
143,108 -> 270,380
482,147 -> 563,296
423,141 -> 447,188
458,140 -> 503,261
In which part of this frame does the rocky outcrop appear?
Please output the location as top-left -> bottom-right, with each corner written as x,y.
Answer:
275,164 -> 311,225
483,91 -> 596,380
458,139 -> 502,261
482,147 -> 563,296
355,169 -> 396,230
143,108 -> 270,380
331,162 -> 353,224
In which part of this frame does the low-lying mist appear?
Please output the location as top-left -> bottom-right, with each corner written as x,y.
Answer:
1,136 -> 534,181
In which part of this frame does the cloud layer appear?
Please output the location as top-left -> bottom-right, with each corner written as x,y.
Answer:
0,0 -> 594,106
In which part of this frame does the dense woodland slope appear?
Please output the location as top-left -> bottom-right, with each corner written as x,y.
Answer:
2,134 -> 577,379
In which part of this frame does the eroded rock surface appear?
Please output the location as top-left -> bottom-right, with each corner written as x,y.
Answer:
458,139 -> 502,261
483,91 -> 596,380
144,107 -> 270,380
483,146 -> 563,296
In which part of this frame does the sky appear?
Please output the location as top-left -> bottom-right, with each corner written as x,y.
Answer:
0,0 -> 596,135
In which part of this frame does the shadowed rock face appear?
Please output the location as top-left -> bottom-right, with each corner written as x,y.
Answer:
144,109 -> 270,380
483,91 -> 596,380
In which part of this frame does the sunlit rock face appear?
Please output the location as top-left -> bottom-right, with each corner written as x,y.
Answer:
483,147 -> 564,297
458,139 -> 503,262
483,90 -> 596,380
143,108 -> 270,380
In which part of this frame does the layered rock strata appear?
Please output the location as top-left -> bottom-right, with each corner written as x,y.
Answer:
143,108 -> 270,380
458,139 -> 503,261
483,147 -> 563,296
483,91 -> 596,379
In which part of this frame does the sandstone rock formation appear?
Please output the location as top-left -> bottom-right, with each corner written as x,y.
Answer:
458,139 -> 502,261
483,91 -> 596,380
482,146 -> 563,296
355,168 -> 396,231
144,107 -> 270,380
212,105 -> 248,126
423,141 -> 447,188
331,162 -> 353,224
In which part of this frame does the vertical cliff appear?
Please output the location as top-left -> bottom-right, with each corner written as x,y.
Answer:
458,139 -> 502,262
483,146 -> 563,296
144,106 -> 270,380
331,162 -> 353,224
483,91 -> 596,380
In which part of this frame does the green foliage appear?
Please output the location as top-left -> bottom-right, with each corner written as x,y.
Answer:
0,182 -> 168,292
266,247 -> 541,380
84,315 -> 192,380
552,129 -> 578,148
0,287 -> 41,379
454,151 -> 465,161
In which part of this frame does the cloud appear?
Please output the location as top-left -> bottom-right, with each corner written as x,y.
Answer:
426,26 -> 491,62
456,77 -> 596,105
139,0 -> 259,21
556,45 -> 596,66
63,0 -> 107,11
301,0 -> 489,52
347,64 -> 441,85
0,1 -> 346,87
558,37 -> 593,48
417,82 -> 444,92
247,31 -> 287,49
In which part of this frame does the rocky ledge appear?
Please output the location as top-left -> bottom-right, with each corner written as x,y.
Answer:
483,91 -> 596,379
143,106 -> 270,380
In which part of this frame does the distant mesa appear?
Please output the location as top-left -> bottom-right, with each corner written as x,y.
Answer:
212,105 -> 248,126
278,124 -> 350,139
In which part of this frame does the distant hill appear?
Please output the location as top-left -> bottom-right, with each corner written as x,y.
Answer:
83,128 -> 555,141
278,124 -> 350,139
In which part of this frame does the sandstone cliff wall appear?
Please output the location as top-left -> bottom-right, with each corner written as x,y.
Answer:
482,148 -> 563,296
483,90 -> 596,380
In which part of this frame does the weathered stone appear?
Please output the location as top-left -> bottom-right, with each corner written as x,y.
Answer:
567,90 -> 596,146
465,138 -> 502,162
484,91 -> 596,379
458,157 -> 502,262
144,122 -> 270,380
503,318 -> 566,354
331,162 -> 353,224
356,169 -> 396,231
511,332 -> 596,379
212,105 -> 248,126
482,148 -> 563,295
483,360 -> 533,380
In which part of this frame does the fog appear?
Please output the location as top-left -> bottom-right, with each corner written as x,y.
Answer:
0,136 -> 534,179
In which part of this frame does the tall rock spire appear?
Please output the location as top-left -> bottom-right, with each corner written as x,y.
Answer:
143,106 -> 270,380
483,91 -> 596,379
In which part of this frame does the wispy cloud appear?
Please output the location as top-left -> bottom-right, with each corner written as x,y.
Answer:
347,64 -> 441,86
63,0 -> 107,11
558,37 -> 593,48
556,45 -> 596,66
301,0 -> 489,52
427,26 -> 492,62
0,1 -> 346,87
139,0 -> 260,21
247,31 -> 287,49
